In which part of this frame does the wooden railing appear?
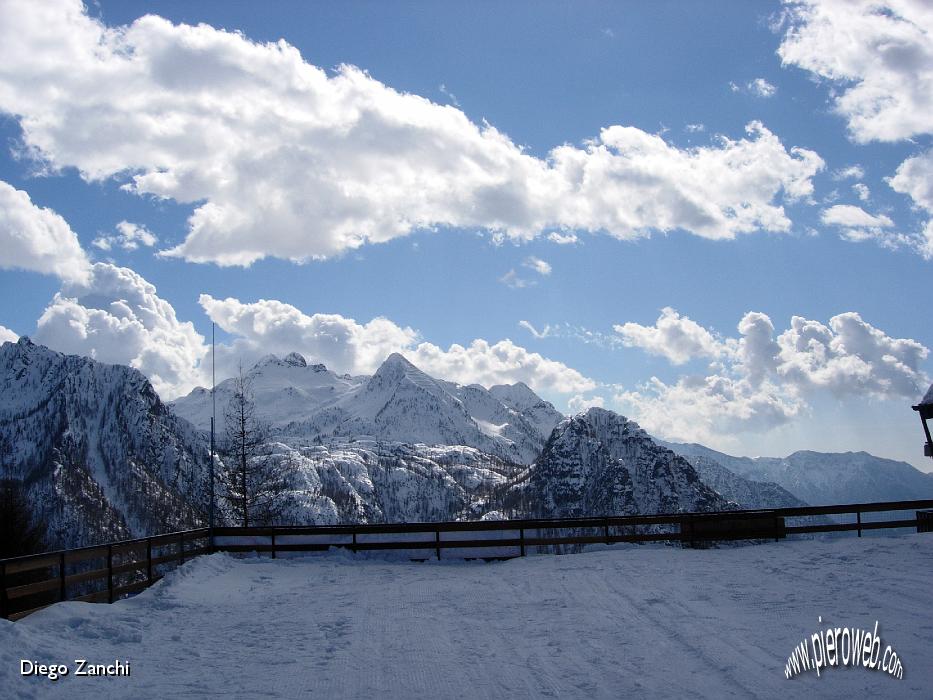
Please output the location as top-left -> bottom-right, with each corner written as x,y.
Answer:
0,528 -> 210,621
211,498 -> 933,560
3,498 -> 932,620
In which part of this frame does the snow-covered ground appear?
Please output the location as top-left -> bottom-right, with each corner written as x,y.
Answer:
3,535 -> 932,699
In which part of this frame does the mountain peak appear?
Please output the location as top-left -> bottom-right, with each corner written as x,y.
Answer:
283,352 -> 307,368
254,353 -> 281,369
382,352 -> 416,369
371,352 -> 425,383
525,405 -> 727,517
576,406 -> 641,431
489,381 -> 545,409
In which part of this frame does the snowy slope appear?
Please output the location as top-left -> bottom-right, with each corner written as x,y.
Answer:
514,408 -> 730,517
663,441 -> 933,506
170,352 -> 364,431
661,450 -> 810,510
489,381 -> 565,440
0,338 -> 206,549
4,535 -> 931,698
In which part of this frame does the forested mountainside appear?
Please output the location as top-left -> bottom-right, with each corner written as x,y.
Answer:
0,338 -> 206,549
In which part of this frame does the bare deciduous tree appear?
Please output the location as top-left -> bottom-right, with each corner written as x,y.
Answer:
220,367 -> 288,527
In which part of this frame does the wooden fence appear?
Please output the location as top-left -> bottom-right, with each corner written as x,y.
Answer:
212,498 -> 933,558
0,528 -> 210,621
3,499 -> 933,620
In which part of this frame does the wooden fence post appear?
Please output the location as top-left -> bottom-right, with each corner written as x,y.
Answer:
604,518 -> 610,545
107,544 -> 113,604
435,529 -> 441,561
179,531 -> 185,563
351,529 -> 357,554
0,561 -> 8,620
857,511 -> 862,538
520,528 -> 525,557
59,552 -> 66,602
271,532 -> 276,559
146,537 -> 153,584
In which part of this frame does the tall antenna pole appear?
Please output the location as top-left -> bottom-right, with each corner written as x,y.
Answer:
209,322 -> 216,542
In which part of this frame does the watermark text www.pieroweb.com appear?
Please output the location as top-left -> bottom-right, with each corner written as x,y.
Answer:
785,616 -> 904,680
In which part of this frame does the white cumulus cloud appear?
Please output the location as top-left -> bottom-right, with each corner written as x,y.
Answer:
613,309 -> 928,443
730,79 -> 778,97
0,1 -> 823,266
613,307 -> 725,365
615,374 -> 801,444
0,325 -> 19,344
547,231 -> 578,245
887,149 -> 933,259
779,0 -> 933,143
748,78 -> 777,97
499,269 -> 533,289
821,204 -> 893,228
199,295 -> 418,381
820,203 -> 923,252
523,256 -> 551,276
33,263 -> 207,398
93,221 -> 158,252
779,2 -> 933,259
200,295 -> 596,395
0,180 -> 90,282
832,165 -> 865,180
567,394 -> 606,414
409,339 -> 596,394
889,149 -> 933,212
777,312 -> 928,398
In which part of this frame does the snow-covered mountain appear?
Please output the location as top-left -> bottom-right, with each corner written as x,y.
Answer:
169,352 -> 365,430
660,451 -> 809,510
172,352 -> 563,465
0,338 -> 206,549
14,336 -> 927,550
661,441 -> 933,506
512,408 -> 730,518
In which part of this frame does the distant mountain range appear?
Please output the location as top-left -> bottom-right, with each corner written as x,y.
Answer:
658,441 -> 933,506
171,351 -> 563,465
3,337 -> 932,550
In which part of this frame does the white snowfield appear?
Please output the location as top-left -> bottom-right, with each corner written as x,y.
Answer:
2,535 -> 932,699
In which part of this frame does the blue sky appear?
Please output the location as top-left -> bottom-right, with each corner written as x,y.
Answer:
0,0 -> 931,469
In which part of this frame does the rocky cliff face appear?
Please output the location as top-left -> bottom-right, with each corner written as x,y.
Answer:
0,337 -> 206,548
516,408 -> 730,518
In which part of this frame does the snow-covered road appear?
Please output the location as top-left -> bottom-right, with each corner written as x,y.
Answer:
3,534 -> 932,699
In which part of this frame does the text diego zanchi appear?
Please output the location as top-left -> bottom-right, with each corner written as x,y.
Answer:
21,659 -> 131,680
